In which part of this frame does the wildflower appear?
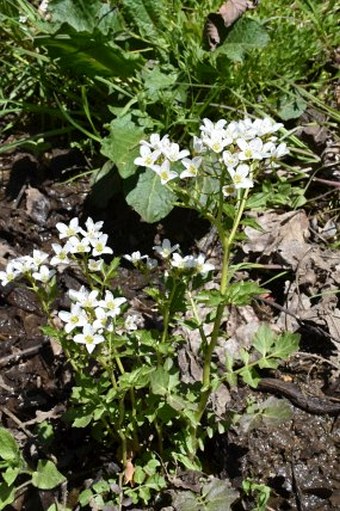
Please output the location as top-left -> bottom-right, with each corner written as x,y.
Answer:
152,160 -> 178,185
58,304 -> 88,334
80,217 -> 104,241
194,254 -> 215,275
200,118 -> 227,137
50,243 -> 71,266
192,136 -> 205,155
162,142 -> 190,162
124,313 -> 143,331
0,261 -> 22,287
93,307 -> 114,333
99,291 -> 126,318
222,184 -> 236,197
73,324 -> 105,354
69,286 -> 99,309
56,217 -> 81,239
11,256 -> 35,274
134,145 -> 161,168
141,133 -> 170,151
180,157 -> 202,179
90,234 -> 113,257
32,265 -> 56,283
153,239 -> 180,259
236,138 -> 268,161
123,251 -> 148,265
88,258 -> 104,272
65,235 -> 91,255
202,132 -> 231,153
222,150 -> 239,168
252,117 -> 283,137
31,250 -> 49,269
228,164 -> 254,189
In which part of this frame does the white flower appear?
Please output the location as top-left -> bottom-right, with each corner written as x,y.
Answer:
228,164 -> 254,189
58,304 -> 88,334
145,257 -> 158,270
93,307 -> 114,332
124,313 -> 143,331
236,118 -> 258,140
123,251 -> 148,265
222,150 -> 239,168
90,234 -> 113,257
194,254 -> 215,275
162,142 -> 189,162
141,133 -> 170,151
32,265 -> 56,283
79,217 -> 104,241
0,261 -> 22,286
31,250 -> 49,269
252,117 -> 283,137
69,287 -> 99,309
203,132 -> 231,153
271,142 -> 290,159
99,291 -> 126,318
200,118 -> 227,137
134,145 -> 160,168
65,235 -> 91,254
19,15 -> 28,23
50,243 -> 71,266
192,136 -> 205,155
170,253 -> 186,270
152,160 -> 178,185
56,217 -> 81,239
153,239 -> 180,259
73,324 -> 105,354
88,258 -> 104,272
236,138 -> 268,160
11,256 -> 35,274
180,157 -> 202,179
222,184 -> 236,197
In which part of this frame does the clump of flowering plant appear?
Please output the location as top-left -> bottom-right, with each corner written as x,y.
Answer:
0,116 -> 299,507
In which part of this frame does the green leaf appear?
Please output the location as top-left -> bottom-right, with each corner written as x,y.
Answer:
31,460 -> 66,490
216,18 -> 270,62
149,367 -> 169,396
0,482 -> 15,511
0,428 -> 20,462
49,0 -> 105,32
101,116 -> 144,178
37,32 -> 143,78
278,93 -> 307,120
225,282 -> 267,306
261,397 -> 292,425
78,489 -> 93,507
126,168 -> 176,223
73,414 -> 93,428
252,324 -> 275,357
3,466 -> 20,487
122,0 -> 167,41
202,478 -> 239,511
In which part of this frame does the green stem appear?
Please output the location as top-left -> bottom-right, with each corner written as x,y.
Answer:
195,188 -> 250,424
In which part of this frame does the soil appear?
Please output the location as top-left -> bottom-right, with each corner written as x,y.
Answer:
0,123 -> 339,511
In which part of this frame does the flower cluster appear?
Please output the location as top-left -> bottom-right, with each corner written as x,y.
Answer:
58,287 -> 126,353
124,239 -> 214,276
134,116 -> 289,194
0,217 -> 113,288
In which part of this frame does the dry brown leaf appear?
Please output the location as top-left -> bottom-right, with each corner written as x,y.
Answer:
124,459 -> 135,485
205,0 -> 260,50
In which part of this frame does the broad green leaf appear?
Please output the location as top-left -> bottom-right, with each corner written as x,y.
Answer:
225,282 -> 267,306
49,0 -> 105,32
271,332 -> 300,359
216,18 -> 270,62
149,367 -> 169,396
0,483 -> 15,511
36,32 -> 143,78
239,366 -> 261,388
252,324 -> 275,357
122,0 -> 167,41
203,478 -> 239,511
278,93 -> 307,120
125,168 -> 176,223
3,466 -> 20,487
31,460 -> 66,490
0,428 -> 20,462
261,397 -> 292,425
100,116 -> 144,178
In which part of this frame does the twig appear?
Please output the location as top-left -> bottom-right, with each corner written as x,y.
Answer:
0,338 -> 51,368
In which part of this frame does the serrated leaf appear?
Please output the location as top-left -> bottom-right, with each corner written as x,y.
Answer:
32,460 -> 66,490
101,116 -> 144,178
239,367 -> 261,388
0,428 -> 20,462
50,0 -> 104,32
126,168 -> 176,223
278,93 -> 307,120
252,324 -> 275,357
225,281 -> 267,306
122,0 -> 167,41
216,18 -> 270,62
149,367 -> 169,396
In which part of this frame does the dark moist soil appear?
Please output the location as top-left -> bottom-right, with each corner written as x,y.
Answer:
0,135 -> 339,511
